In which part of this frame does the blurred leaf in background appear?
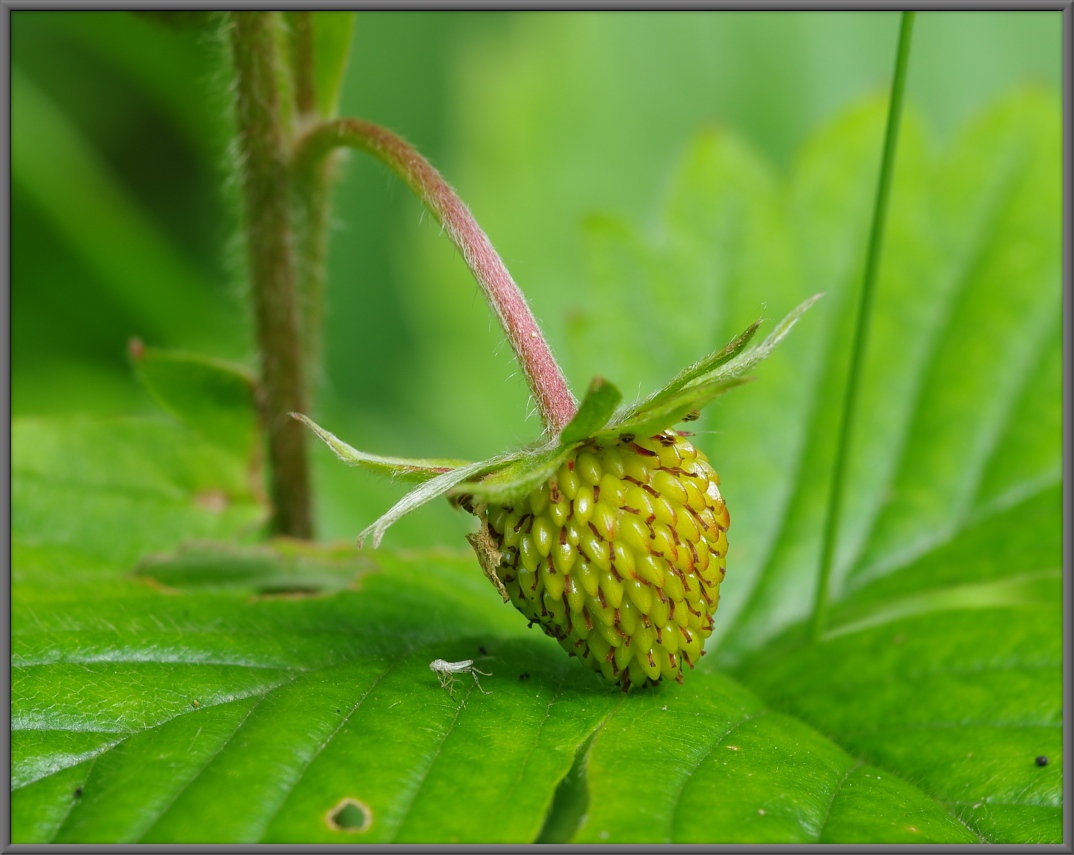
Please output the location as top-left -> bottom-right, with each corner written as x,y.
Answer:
12,11 -> 1059,542
10,10 -> 1063,845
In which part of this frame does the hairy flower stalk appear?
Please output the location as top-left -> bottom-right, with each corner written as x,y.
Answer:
292,119 -> 578,436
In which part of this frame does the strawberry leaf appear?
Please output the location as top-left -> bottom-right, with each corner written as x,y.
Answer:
11,433 -> 977,842
132,345 -> 259,461
450,443 -> 573,507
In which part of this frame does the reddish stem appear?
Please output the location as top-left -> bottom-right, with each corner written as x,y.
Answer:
292,118 -> 578,436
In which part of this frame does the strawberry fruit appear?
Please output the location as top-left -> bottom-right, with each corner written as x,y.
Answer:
477,430 -> 727,688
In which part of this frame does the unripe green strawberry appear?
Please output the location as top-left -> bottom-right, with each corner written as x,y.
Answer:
477,430 -> 728,690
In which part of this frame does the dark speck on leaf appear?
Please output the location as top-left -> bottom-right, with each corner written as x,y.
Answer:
519,672 -> 530,680
336,708 -> 341,713
479,645 -> 488,656
74,787 -> 82,798
1035,755 -> 1049,767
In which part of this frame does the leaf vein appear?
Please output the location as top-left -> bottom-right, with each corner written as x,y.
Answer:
252,656 -> 400,840
667,708 -> 768,842
814,757 -> 863,842
135,692 -> 270,841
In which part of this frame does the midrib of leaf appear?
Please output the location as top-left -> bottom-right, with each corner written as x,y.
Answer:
11,664 -> 296,744
834,478 -> 1060,612
13,653 -> 303,669
45,694 -> 268,842
17,694 -> 284,793
12,736 -> 121,794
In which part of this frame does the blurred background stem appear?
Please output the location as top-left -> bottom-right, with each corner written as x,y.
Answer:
230,11 -> 313,538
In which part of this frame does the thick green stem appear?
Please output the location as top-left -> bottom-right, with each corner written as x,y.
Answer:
285,10 -> 332,400
810,12 -> 915,641
292,118 -> 579,437
230,11 -> 313,539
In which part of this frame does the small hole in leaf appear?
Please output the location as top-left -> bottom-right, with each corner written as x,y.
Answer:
326,797 -> 371,833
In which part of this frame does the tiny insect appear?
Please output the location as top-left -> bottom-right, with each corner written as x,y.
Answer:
1035,755 -> 1049,767
429,659 -> 492,697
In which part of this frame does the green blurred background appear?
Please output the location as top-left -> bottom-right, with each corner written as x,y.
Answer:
11,11 -> 1061,544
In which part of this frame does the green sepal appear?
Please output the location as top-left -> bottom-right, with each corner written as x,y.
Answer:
356,454 -> 516,548
450,442 -> 576,507
601,294 -> 822,441
558,376 -> 622,445
293,413 -> 472,482
636,318 -> 761,414
594,376 -> 752,443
